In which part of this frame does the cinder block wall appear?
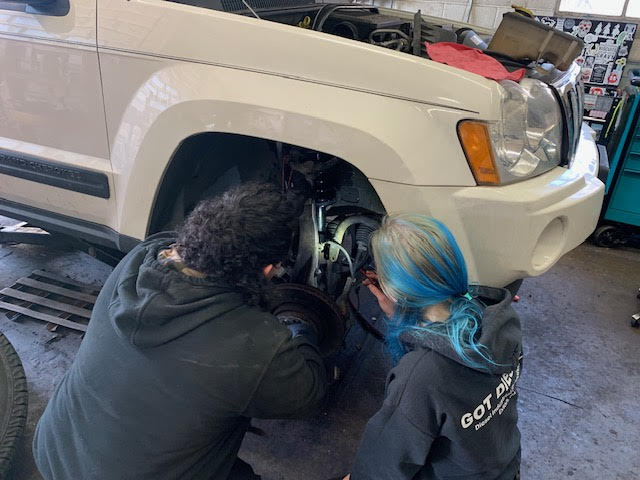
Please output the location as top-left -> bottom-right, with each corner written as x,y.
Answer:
369,0 -> 557,29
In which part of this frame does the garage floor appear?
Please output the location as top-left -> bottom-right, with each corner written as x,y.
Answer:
1,223 -> 639,479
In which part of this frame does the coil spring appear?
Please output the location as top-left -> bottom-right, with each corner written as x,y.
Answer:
326,221 -> 339,237
355,224 -> 375,246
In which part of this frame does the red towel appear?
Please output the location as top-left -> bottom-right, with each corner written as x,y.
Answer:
425,42 -> 525,82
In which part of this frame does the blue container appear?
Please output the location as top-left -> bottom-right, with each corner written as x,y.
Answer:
604,92 -> 640,228
595,73 -> 640,246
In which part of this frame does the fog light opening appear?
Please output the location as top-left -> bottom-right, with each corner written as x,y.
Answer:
531,217 -> 566,272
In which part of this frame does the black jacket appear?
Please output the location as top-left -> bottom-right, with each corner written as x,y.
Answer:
351,287 -> 522,480
33,234 -> 327,480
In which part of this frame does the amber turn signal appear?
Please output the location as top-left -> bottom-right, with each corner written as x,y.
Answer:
458,121 -> 501,186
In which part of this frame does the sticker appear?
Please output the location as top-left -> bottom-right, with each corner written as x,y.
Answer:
564,18 -> 575,29
590,65 -> 608,84
595,43 -> 619,63
589,110 -> 608,119
594,22 -> 603,36
625,24 -> 636,35
584,93 -> 598,109
619,45 -> 629,56
595,95 -> 614,111
539,16 -> 555,27
585,56 -> 595,68
584,33 -> 598,44
577,20 -> 592,37
603,23 -> 611,36
612,24 -> 621,37
617,31 -> 628,45
589,86 -> 605,95
607,71 -> 619,85
581,68 -> 593,82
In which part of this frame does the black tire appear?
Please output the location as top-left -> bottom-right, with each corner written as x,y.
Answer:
593,224 -> 627,248
0,333 -> 28,477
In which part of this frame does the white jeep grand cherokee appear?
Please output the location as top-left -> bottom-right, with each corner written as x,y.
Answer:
0,0 -> 603,292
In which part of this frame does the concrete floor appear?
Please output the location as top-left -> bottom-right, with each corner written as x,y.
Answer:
1,230 -> 639,479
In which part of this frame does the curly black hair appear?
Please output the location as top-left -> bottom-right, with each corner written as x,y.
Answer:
177,182 -> 304,303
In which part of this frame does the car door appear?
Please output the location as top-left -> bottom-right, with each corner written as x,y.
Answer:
0,0 -> 116,243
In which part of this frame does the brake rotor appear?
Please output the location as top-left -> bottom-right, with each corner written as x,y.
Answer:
265,284 -> 346,357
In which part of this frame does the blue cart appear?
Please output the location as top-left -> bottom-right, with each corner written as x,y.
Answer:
593,71 -> 640,247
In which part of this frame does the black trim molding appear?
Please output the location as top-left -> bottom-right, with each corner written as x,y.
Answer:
0,149 -> 110,199
0,198 -> 138,252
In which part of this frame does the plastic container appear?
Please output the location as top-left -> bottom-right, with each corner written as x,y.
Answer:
488,12 -> 584,71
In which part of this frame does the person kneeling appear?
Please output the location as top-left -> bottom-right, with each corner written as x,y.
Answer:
33,182 -> 327,480
347,214 -> 522,480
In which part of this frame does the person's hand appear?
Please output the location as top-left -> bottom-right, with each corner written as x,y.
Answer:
363,271 -> 395,318
277,313 -> 319,344
262,262 -> 282,280
343,475 -> 350,480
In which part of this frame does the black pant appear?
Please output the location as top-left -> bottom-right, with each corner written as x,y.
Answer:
228,458 -> 261,479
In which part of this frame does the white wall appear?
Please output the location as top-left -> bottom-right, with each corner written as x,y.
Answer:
370,0 -> 558,29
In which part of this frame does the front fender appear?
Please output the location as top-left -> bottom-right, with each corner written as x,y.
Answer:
104,61 -> 477,239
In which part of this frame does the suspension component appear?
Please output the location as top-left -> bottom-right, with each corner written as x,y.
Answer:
265,284 -> 346,357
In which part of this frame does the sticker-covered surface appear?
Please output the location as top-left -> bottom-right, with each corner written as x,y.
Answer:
536,15 -> 636,123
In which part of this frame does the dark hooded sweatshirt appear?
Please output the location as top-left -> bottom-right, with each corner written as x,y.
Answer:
33,234 -> 327,480
351,287 -> 522,480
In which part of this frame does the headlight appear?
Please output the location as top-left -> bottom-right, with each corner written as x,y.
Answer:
458,79 -> 563,185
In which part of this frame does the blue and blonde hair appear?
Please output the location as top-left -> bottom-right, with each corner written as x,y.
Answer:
370,214 -> 494,369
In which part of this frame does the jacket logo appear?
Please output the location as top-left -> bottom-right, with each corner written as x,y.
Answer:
460,362 -> 521,431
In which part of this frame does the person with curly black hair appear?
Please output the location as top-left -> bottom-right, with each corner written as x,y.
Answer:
33,182 -> 327,480
175,182 -> 303,305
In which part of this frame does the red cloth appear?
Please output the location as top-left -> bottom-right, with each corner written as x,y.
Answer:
425,42 -> 525,82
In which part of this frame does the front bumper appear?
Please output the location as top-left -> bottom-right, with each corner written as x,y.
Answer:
371,124 -> 605,287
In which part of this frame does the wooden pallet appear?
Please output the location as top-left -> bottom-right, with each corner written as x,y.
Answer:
0,270 -> 102,332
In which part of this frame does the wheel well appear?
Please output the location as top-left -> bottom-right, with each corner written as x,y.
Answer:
147,133 -> 386,235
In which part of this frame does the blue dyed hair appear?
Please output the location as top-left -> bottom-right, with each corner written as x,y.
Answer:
370,214 -> 495,370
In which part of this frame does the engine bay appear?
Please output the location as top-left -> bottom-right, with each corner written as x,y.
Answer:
257,4 -> 460,56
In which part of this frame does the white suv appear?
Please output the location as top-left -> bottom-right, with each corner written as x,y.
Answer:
0,0 -> 603,291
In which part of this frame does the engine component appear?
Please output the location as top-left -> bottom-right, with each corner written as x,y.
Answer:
456,28 -> 488,50
265,284 -> 346,357
316,5 -> 408,43
329,21 -> 359,40
369,29 -> 411,52
412,10 -> 457,57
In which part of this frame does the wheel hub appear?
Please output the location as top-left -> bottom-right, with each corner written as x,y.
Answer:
265,284 -> 346,357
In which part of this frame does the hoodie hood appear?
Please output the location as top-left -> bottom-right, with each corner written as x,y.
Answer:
108,234 -> 246,348
402,286 -> 522,374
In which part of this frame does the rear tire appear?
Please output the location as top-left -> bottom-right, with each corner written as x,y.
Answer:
0,333 -> 28,477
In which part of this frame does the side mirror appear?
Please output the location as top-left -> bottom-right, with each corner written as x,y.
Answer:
25,0 -> 70,16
